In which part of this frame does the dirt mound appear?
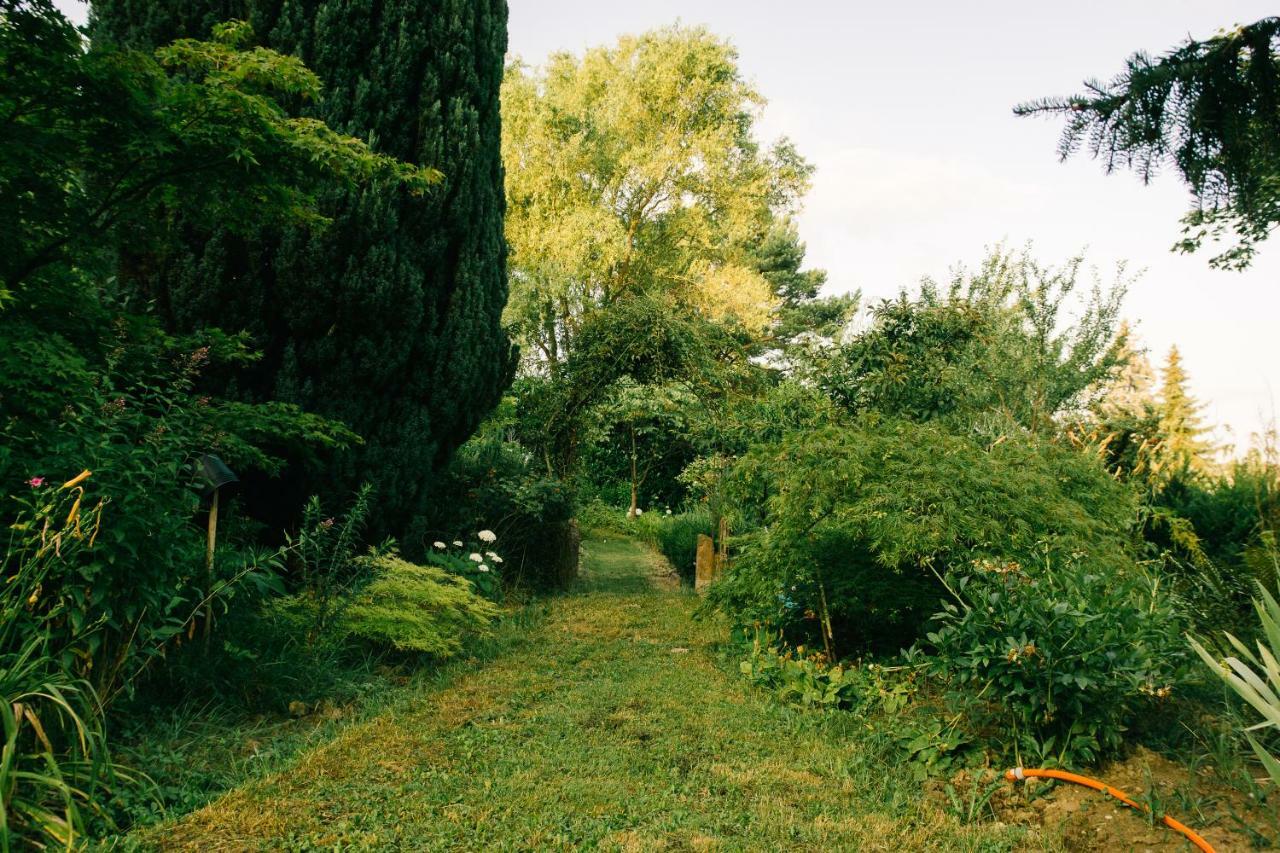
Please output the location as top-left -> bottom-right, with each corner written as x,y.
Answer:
930,748 -> 1276,851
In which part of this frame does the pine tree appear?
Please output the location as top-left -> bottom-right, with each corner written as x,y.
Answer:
1157,346 -> 1213,479
751,218 -> 857,346
89,0 -> 513,532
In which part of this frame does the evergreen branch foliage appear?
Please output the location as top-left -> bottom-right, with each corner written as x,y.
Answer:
1016,17 -> 1280,269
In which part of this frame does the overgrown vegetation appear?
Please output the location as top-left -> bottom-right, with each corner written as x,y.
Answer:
90,0 -> 515,533
5,2 -> 1280,846
1,2 -> 511,845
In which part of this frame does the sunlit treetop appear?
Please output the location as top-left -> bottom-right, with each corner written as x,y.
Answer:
502,25 -> 813,367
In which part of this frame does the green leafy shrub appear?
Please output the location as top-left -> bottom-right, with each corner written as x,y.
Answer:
810,249 -> 1126,432
631,508 -> 715,584
1148,453 -> 1280,631
1,3 -> 383,702
711,416 -> 1136,654
576,500 -> 632,535
580,378 -> 701,516
924,551 -> 1187,766
740,636 -> 862,709
740,636 -> 971,780
1191,583 -> 1280,788
1,327 -> 352,701
341,554 -> 499,656
289,485 -> 374,639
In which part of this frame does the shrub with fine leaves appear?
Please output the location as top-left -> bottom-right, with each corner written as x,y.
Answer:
341,554 -> 499,657
711,415 -> 1136,653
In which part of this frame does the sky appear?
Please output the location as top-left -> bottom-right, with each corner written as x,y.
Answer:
58,0 -> 1279,449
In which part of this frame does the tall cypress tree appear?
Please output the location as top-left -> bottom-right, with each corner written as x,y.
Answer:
90,0 -> 514,532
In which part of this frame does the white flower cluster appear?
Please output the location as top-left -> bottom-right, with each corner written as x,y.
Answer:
428,530 -> 503,575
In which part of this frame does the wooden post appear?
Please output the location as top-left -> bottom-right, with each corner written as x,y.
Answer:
695,534 -> 716,592
203,487 -> 219,650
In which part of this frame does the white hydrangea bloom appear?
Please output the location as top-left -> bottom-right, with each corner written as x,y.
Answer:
478,529 -> 497,543
433,541 -> 447,550
469,553 -> 484,563
452,540 -> 463,547
478,564 -> 490,573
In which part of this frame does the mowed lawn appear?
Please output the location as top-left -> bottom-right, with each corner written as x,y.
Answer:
136,537 -> 1042,851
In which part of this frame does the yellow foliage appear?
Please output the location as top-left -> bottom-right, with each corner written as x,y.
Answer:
685,262 -> 778,335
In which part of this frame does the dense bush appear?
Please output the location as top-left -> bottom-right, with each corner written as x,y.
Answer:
92,0 -> 515,535
1154,458 -> 1280,629
0,10 -> 497,840
740,636 -> 972,780
925,551 -> 1187,766
710,415 -> 1136,654
0,4 -> 418,706
810,249 -> 1125,432
5,446 -> 297,704
0,487 -> 144,847
740,634 -> 863,709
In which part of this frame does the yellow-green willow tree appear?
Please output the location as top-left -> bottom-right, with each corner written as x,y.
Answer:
502,26 -> 813,373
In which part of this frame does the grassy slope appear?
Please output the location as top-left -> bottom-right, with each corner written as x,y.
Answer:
136,537 -> 1041,851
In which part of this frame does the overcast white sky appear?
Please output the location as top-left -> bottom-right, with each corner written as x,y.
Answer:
58,1 -> 1280,448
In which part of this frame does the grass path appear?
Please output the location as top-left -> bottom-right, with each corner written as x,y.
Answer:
139,537 -> 1038,851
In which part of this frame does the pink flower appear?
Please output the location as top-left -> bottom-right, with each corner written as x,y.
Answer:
27,477 -> 45,488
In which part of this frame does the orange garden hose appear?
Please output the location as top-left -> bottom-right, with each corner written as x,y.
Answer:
1005,767 -> 1215,852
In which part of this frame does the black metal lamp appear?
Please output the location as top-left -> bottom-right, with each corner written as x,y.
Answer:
198,454 -> 239,498
197,454 -> 238,648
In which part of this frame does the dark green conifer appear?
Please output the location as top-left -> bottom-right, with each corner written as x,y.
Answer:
90,0 -> 514,531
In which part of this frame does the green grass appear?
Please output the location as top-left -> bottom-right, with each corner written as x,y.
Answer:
127,536 -> 1046,850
